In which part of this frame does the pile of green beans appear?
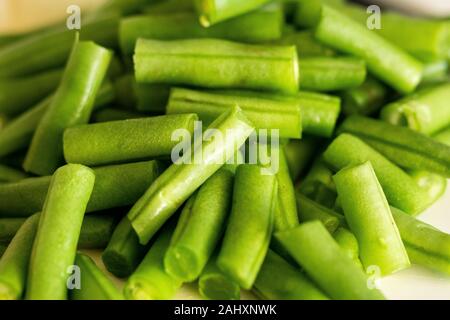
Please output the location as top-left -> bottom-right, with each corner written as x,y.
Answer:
0,0 -> 449,302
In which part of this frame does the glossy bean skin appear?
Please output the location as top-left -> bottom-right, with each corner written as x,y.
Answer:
24,41 -> 112,175
26,164 -> 95,300
333,227 -> 363,269
333,162 -> 410,275
275,221 -> 385,300
217,164 -> 277,290
134,38 -> 299,95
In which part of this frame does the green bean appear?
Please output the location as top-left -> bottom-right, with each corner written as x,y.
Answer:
64,114 -> 197,166
26,164 -> 95,300
0,160 -> 159,217
333,227 -> 362,268
0,218 -> 26,244
380,83 -> 450,136
114,74 -> 170,113
71,253 -> 123,300
434,127 -> 450,146
194,0 -> 272,26
275,30 -> 335,57
124,225 -> 182,300
323,134 -> 428,215
333,161 -> 410,275
2,81 -> 117,159
97,0 -> 153,15
217,164 -> 277,289
0,14 -> 118,78
299,57 -> 366,92
102,217 -> 149,278
164,169 -> 233,282
143,0 -> 195,14
391,207 -> 450,275
23,40 -> 112,175
314,5 -> 423,93
120,6 -> 283,56
293,0 -> 323,28
128,107 -> 254,244
0,165 -> 27,183
283,137 -> 317,180
134,38 -> 299,95
296,193 -> 344,233
298,159 -> 337,207
92,108 -> 145,123
167,88 -> 302,139
421,60 -> 448,84
0,214 -> 39,300
254,249 -> 328,300
338,115 -> 450,177
275,221 -> 385,300
198,257 -> 240,300
0,69 -> 62,116
273,148 -> 299,232
341,77 -> 388,116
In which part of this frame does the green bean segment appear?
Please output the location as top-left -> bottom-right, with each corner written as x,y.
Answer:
254,250 -> 328,300
128,107 -> 254,245
275,221 -> 385,300
164,169 -> 233,282
217,164 -> 277,289
134,38 -> 299,94
26,164 -> 95,300
198,258 -> 240,300
333,162 -> 410,275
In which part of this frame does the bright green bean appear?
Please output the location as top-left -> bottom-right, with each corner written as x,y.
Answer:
0,165 -> 27,183
0,14 -> 118,78
92,108 -> 145,123
195,0 -> 272,26
167,88 -> 302,139
114,74 -> 170,113
392,207 -> 450,275
164,169 -> 233,282
24,41 -> 112,175
143,0 -> 195,14
64,114 -> 197,166
0,160 -> 160,217
333,227 -> 363,269
217,164 -> 277,289
323,134 -> 429,215
380,83 -> 450,136
124,225 -> 182,300
333,161 -> 410,275
0,69 -> 62,116
338,115 -> 450,177
120,6 -> 283,56
434,127 -> 450,146
26,164 -> 95,300
275,221 -> 385,300
134,38 -> 299,95
128,107 -> 254,244
71,253 -> 123,300
102,217 -> 149,278
0,214 -> 39,300
254,250 -> 328,300
198,257 -> 240,300
299,56 -> 366,91
409,170 -> 447,209
296,193 -> 344,233
0,81 -> 115,159
314,5 -> 423,93
421,60 -> 448,84
341,77 -> 388,116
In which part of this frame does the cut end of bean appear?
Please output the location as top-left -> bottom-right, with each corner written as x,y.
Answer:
164,246 -> 200,282
199,274 -> 240,300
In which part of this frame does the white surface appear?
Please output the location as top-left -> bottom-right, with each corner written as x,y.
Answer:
359,0 -> 450,18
